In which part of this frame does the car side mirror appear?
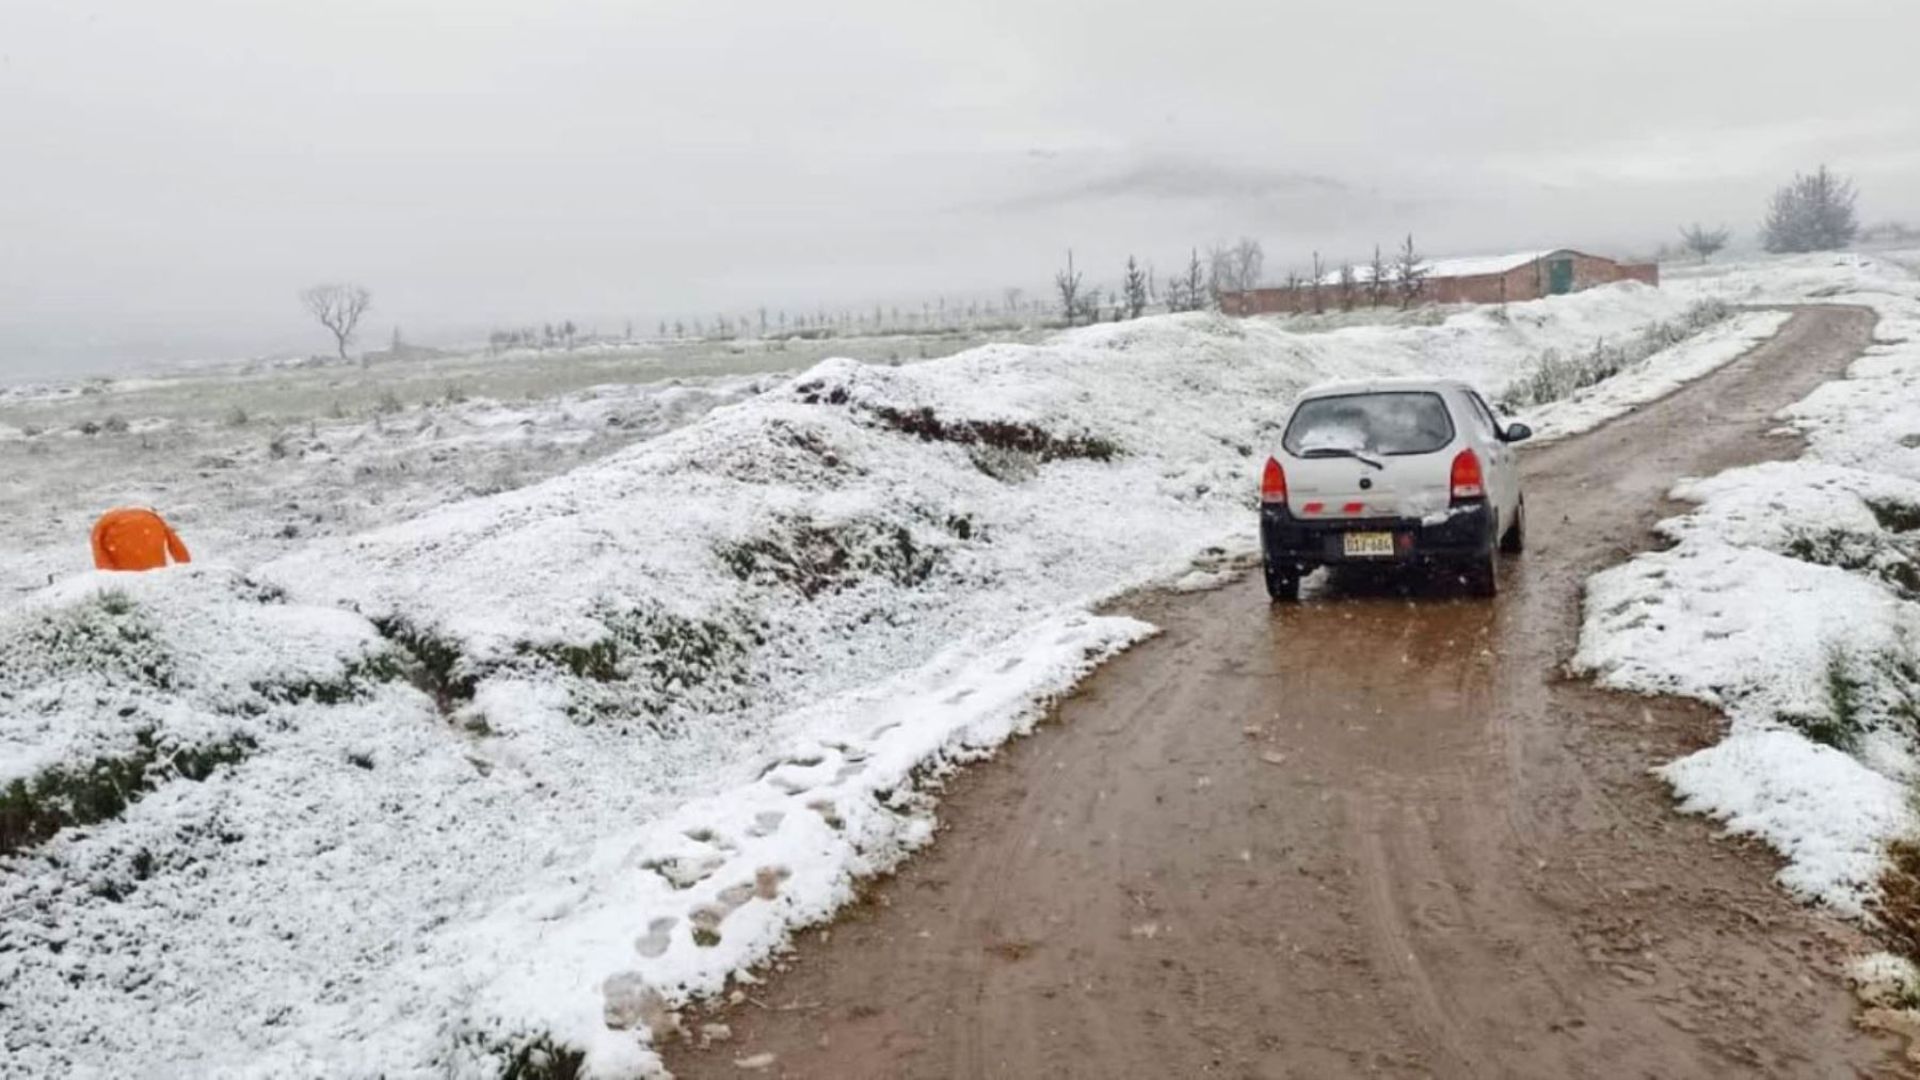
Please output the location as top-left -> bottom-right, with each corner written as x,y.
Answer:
1503,422 -> 1533,443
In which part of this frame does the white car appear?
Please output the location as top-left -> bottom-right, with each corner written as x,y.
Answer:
1259,377 -> 1531,600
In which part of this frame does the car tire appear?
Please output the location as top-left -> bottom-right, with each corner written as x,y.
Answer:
1264,561 -> 1301,602
1500,497 -> 1527,555
1466,548 -> 1499,598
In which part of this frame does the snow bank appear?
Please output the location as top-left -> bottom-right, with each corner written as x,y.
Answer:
1575,252 -> 1920,915
3,284 -> 1744,1078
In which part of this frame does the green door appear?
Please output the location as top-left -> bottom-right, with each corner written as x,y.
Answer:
1547,258 -> 1574,295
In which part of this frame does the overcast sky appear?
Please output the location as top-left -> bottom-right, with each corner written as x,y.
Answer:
4,0 -> 1917,376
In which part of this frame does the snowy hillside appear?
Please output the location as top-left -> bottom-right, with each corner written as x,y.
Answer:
1,284 -> 1772,1078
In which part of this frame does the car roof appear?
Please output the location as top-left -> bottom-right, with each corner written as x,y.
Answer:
1295,376 -> 1475,401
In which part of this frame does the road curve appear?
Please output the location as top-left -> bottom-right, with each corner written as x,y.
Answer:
666,306 -> 1900,1079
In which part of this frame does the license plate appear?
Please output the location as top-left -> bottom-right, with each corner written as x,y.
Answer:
1342,531 -> 1395,558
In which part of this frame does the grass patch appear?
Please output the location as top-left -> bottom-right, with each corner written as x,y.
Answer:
869,405 -> 1119,463
520,601 -> 759,730
0,589 -> 176,693
717,516 -> 940,599
1874,839 -> 1920,967
790,377 -> 1120,464
1782,527 -> 1920,599
481,1035 -> 585,1080
371,616 -> 478,711
1870,499 -> 1920,534
252,651 -> 410,706
0,730 -> 255,855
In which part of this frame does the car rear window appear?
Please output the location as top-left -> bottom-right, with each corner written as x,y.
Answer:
1282,391 -> 1456,457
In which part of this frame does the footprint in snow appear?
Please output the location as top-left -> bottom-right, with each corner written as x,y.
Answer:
759,754 -> 824,778
634,916 -> 677,958
808,799 -> 845,831
747,810 -> 785,838
755,865 -> 792,900
684,827 -> 737,851
690,904 -> 727,947
642,852 -> 727,890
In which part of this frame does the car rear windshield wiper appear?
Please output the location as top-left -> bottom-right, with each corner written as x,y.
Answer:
1301,446 -> 1385,470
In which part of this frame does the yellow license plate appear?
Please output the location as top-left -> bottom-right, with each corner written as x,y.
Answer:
1342,531 -> 1395,558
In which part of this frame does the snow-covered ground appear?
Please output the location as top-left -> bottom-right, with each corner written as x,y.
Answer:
0,281 -> 1780,1078
1575,250 -> 1920,919
0,329 -> 1051,596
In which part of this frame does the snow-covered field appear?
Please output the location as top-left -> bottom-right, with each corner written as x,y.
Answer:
1575,251 -> 1920,921
0,331 -> 1050,596
0,281 -> 1783,1078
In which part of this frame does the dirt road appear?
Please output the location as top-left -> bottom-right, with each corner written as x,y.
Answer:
667,306 -> 1899,1079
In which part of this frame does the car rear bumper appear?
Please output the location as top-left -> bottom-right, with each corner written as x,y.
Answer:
1260,502 -> 1495,568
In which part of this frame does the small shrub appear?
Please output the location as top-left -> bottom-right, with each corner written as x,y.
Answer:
372,390 -> 404,416
101,414 -> 129,434
226,405 -> 250,427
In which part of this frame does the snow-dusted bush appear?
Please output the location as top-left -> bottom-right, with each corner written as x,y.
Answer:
1502,299 -> 1732,409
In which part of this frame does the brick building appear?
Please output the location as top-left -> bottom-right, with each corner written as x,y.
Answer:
1218,249 -> 1659,316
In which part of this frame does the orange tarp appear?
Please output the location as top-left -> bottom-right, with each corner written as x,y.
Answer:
91,508 -> 192,572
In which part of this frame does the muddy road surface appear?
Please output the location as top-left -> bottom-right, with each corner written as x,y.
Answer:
667,306 -> 1899,1079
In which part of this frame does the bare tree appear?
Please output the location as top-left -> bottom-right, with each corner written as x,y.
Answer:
1679,223 -> 1731,261
1368,244 -> 1389,307
1002,286 -> 1025,317
1310,252 -> 1325,315
1182,248 -> 1208,312
1123,255 -> 1149,319
1231,237 -> 1264,291
300,283 -> 372,360
1055,250 -> 1084,325
1762,165 -> 1859,253
1207,236 -> 1266,297
1337,263 -> 1357,311
1393,234 -> 1428,309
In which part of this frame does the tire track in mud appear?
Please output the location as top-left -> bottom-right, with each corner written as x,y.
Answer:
666,306 -> 1902,1079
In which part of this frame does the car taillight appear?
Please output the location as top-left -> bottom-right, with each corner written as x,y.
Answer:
1261,457 -> 1287,505
1450,448 -> 1485,502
